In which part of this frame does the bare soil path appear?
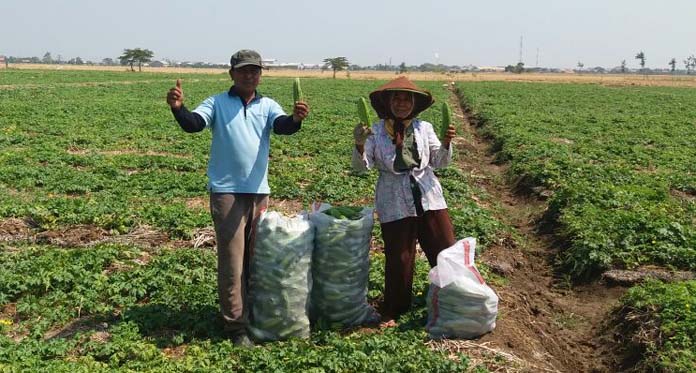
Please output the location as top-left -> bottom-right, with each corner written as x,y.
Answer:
447,87 -> 628,372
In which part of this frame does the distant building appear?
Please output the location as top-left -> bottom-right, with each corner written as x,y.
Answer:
477,66 -> 505,72
261,58 -> 277,67
149,60 -> 169,68
300,63 -> 322,69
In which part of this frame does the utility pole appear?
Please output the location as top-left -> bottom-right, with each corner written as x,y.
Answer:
518,35 -> 523,64
536,48 -> 539,67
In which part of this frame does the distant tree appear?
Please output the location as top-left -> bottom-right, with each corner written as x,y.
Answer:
398,62 -> 407,74
119,49 -> 136,71
620,60 -> 627,73
685,55 -> 696,75
505,62 -> 524,74
418,63 -> 437,72
102,58 -> 115,66
577,61 -> 584,72
515,62 -> 524,74
322,57 -> 349,79
119,48 -> 154,72
42,52 -> 53,64
592,66 -> 606,74
635,51 -> 646,71
669,58 -> 677,73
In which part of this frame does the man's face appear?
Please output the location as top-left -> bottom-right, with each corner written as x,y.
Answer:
230,65 -> 262,94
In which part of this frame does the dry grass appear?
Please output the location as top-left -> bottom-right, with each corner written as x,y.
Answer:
425,339 -> 559,372
6,63 -> 696,87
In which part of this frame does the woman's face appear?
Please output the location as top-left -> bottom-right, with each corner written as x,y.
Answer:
389,91 -> 414,119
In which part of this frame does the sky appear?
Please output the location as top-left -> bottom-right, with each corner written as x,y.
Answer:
2,0 -> 695,69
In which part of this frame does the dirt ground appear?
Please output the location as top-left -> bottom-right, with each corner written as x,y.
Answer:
6,63 -> 696,87
444,88 -> 629,372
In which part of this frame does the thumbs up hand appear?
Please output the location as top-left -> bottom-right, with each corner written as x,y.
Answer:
167,79 -> 184,110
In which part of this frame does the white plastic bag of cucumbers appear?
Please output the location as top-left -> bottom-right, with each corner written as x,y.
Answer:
309,203 -> 380,328
426,237 -> 498,339
248,211 -> 314,341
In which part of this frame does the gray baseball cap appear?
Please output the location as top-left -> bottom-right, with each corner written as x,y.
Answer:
230,49 -> 263,69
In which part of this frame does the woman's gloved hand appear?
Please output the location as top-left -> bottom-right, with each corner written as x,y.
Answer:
353,123 -> 372,146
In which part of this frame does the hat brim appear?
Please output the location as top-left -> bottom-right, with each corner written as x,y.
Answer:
368,76 -> 434,119
369,89 -> 434,119
232,62 -> 264,69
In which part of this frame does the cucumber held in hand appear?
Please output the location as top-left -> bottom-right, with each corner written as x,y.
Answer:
356,97 -> 372,126
293,78 -> 303,103
440,101 -> 453,141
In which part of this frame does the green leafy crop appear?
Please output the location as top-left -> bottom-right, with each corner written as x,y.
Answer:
457,82 -> 696,278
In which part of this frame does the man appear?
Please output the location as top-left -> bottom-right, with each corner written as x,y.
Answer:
166,49 -> 309,346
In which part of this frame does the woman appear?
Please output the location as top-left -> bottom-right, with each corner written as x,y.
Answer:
352,76 -> 457,327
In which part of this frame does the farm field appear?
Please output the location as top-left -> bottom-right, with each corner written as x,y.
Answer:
456,81 -> 695,371
1,69 -> 694,371
0,70 -> 499,242
7,63 -> 696,87
0,69 -> 502,371
456,82 -> 696,277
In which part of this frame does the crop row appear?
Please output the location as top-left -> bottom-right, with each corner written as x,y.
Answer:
456,82 -> 695,277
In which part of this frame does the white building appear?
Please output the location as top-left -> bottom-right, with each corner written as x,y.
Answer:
149,60 -> 170,68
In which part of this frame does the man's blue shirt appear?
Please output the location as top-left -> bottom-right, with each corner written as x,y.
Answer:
193,90 -> 285,193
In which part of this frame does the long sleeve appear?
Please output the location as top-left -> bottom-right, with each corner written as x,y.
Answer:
171,105 -> 206,133
273,115 -> 301,135
351,135 -> 375,174
352,147 -> 368,174
426,123 -> 453,169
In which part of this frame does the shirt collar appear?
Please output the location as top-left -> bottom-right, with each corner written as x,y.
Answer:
228,86 -> 263,100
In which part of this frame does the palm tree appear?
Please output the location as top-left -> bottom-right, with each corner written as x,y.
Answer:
669,58 -> 677,73
119,48 -> 154,72
322,57 -> 350,79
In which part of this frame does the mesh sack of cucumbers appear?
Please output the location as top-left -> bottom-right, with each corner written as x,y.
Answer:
248,210 -> 315,342
309,203 -> 380,328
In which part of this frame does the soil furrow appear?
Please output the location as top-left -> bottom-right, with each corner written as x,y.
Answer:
449,86 -> 627,372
